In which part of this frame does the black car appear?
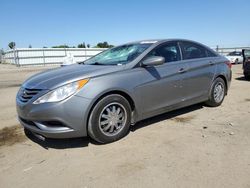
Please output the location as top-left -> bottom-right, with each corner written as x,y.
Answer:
242,49 -> 250,80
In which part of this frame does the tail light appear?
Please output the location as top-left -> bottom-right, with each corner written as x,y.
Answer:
225,61 -> 232,69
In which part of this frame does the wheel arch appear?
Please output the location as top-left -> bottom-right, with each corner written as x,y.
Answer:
214,74 -> 228,94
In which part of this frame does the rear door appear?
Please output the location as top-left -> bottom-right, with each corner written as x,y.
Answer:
179,41 -> 217,101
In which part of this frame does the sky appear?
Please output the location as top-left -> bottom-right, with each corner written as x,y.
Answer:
1,0 -> 250,49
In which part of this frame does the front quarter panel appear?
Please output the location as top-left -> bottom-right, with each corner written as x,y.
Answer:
75,67 -> 146,121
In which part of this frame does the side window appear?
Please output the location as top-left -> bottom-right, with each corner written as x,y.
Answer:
180,42 -> 208,60
147,42 -> 181,63
206,49 -> 217,57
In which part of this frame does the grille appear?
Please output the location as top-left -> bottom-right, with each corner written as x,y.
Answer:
18,88 -> 41,103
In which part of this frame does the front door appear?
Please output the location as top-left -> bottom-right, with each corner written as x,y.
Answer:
136,42 -> 188,118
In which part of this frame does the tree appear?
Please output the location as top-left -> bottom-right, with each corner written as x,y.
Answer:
8,42 -> 16,49
87,44 -> 90,48
52,45 -> 69,48
96,41 -> 114,48
77,42 -> 86,48
28,45 -> 32,48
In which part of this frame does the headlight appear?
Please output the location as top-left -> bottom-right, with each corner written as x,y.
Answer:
33,79 -> 89,104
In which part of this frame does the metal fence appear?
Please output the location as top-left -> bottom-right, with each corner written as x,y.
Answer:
2,48 -> 106,66
213,46 -> 250,55
2,46 -> 250,66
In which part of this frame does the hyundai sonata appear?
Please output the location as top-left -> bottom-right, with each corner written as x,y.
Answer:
16,39 -> 232,143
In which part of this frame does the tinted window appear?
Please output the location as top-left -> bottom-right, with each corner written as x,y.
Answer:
228,51 -> 242,56
206,49 -> 217,57
147,42 -> 181,63
180,42 -> 208,60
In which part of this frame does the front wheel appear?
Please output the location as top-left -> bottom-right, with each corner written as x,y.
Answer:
88,94 -> 131,144
205,77 -> 226,107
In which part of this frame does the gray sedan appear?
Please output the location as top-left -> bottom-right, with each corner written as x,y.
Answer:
16,39 -> 232,143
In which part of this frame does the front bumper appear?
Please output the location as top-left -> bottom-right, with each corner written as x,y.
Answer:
16,95 -> 92,139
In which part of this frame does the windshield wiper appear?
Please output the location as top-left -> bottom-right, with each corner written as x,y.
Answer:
91,62 -> 115,65
93,62 -> 104,65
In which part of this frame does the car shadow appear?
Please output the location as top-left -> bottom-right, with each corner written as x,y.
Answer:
131,103 -> 203,132
145,66 -> 161,80
25,130 -> 101,150
25,103 -> 204,149
235,76 -> 250,81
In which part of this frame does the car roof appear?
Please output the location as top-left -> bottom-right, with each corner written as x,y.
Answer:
124,39 -> 207,46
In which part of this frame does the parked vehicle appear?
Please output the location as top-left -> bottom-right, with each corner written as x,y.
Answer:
225,51 -> 243,64
0,49 -> 3,64
242,49 -> 250,80
16,39 -> 232,143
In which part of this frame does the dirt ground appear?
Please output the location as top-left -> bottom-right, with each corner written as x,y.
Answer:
0,64 -> 249,188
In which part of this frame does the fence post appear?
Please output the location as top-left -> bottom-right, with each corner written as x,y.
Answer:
42,49 -> 45,66
13,48 -> 16,66
13,48 -> 19,67
85,48 -> 87,60
16,49 -> 20,67
64,48 -> 67,56
216,45 -> 219,52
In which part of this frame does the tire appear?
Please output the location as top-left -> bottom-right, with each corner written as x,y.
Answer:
88,94 -> 131,143
235,59 -> 239,64
244,74 -> 250,80
205,77 -> 226,107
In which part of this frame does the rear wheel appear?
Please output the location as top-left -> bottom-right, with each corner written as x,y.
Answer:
88,94 -> 131,143
205,77 -> 226,107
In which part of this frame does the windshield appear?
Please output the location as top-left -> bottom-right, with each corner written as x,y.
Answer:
84,43 -> 152,65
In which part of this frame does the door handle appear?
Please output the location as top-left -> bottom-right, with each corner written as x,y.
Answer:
178,68 -> 186,73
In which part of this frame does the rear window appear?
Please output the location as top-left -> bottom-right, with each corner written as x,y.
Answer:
180,42 -> 216,60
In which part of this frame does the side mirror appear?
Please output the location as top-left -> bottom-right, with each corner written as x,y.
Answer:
142,56 -> 165,67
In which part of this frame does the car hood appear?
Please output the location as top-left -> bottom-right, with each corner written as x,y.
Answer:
22,64 -> 125,90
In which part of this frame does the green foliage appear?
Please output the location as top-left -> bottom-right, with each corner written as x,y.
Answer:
77,42 -> 86,48
8,42 -> 16,49
52,45 -> 70,48
96,41 -> 114,48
